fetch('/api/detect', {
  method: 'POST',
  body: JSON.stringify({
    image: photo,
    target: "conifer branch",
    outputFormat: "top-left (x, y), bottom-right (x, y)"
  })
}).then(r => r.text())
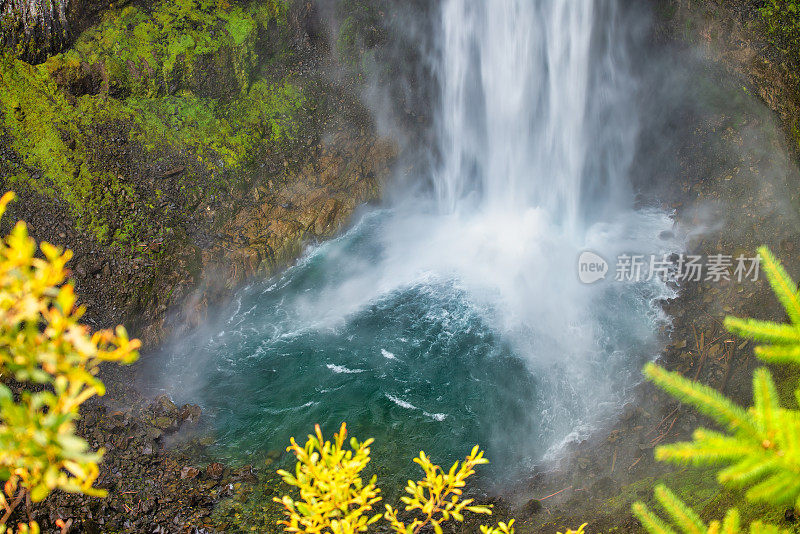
top-left (654, 485), bottom-right (706, 534)
top-left (632, 501), bottom-right (679, 534)
top-left (720, 509), bottom-right (740, 534)
top-left (717, 456), bottom-right (782, 488)
top-left (632, 488), bottom-right (786, 534)
top-left (723, 317), bottom-right (800, 344)
top-left (753, 344), bottom-right (800, 364)
top-left (757, 246), bottom-right (800, 325)
top-left (654, 429), bottom-right (758, 465)
top-left (644, 363), bottom-right (757, 437)
top-left (634, 248), bottom-right (800, 534)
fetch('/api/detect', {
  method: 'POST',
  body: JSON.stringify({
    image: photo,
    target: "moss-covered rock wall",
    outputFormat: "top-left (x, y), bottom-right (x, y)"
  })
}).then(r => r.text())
top-left (0, 0), bottom-right (396, 347)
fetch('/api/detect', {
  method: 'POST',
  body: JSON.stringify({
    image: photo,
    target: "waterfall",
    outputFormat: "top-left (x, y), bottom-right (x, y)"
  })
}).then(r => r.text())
top-left (434, 0), bottom-right (635, 227)
top-left (149, 0), bottom-right (679, 479)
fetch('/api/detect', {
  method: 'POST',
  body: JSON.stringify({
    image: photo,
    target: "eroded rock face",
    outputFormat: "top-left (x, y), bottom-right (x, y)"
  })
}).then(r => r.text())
top-left (211, 134), bottom-right (394, 285)
top-left (144, 131), bottom-right (397, 346)
top-left (0, 0), bottom-right (69, 63)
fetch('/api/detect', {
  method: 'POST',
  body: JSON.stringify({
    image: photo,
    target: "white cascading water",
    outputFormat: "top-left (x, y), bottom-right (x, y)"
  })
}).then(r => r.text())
top-left (396, 0), bottom-right (674, 430)
top-left (434, 0), bottom-right (635, 223)
top-left (437, 1), bottom-right (594, 221)
top-left (150, 0), bottom-right (679, 478)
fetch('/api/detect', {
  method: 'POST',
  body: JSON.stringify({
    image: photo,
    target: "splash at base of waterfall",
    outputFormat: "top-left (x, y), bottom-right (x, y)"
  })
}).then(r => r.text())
top-left (146, 201), bottom-right (678, 483)
top-left (144, 0), bottom-right (679, 485)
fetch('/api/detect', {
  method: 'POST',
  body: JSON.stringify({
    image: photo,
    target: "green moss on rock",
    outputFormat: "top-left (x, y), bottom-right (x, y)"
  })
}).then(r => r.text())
top-left (127, 79), bottom-right (304, 169)
top-left (0, 0), bottom-right (305, 251)
top-left (49, 0), bottom-right (288, 98)
top-left (0, 54), bottom-right (139, 245)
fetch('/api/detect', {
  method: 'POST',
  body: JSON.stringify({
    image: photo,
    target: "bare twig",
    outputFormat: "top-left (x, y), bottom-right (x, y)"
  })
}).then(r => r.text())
top-left (629, 456), bottom-right (643, 471)
top-left (538, 486), bottom-right (572, 502)
top-left (0, 489), bottom-right (26, 525)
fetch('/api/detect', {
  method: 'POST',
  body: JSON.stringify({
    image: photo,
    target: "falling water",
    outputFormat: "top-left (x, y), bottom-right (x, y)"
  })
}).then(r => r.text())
top-left (434, 1), bottom-right (637, 223)
top-left (145, 0), bottom-right (679, 482)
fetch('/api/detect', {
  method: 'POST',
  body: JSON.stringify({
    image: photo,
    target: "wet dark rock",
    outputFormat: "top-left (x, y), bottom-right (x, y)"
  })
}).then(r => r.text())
top-left (232, 465), bottom-right (257, 483)
top-left (265, 449), bottom-right (282, 462)
top-left (522, 498), bottom-right (543, 516)
top-left (154, 395), bottom-right (179, 417)
top-left (152, 416), bottom-right (175, 430)
top-left (179, 404), bottom-right (202, 425)
top-left (145, 426), bottom-right (163, 440)
top-left (206, 463), bottom-right (225, 480)
top-left (181, 466), bottom-right (200, 480)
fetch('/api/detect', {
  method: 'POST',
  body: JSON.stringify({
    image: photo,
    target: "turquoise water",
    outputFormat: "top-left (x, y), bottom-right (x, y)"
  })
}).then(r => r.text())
top-left (149, 208), bottom-right (673, 484)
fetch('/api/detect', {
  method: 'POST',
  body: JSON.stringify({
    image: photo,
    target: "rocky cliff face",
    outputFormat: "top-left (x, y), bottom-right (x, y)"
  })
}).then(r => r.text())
top-left (655, 0), bottom-right (800, 157)
top-left (0, 0), bottom-right (397, 349)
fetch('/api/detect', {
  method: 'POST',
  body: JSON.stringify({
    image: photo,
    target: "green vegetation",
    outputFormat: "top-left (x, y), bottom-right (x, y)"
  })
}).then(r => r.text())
top-left (0, 192), bottom-right (140, 532)
top-left (753, 0), bottom-right (800, 152)
top-left (334, 0), bottom-right (384, 77)
top-left (57, 0), bottom-right (286, 97)
top-left (0, 55), bottom-right (146, 248)
top-left (0, 0), bottom-right (303, 252)
top-left (759, 0), bottom-right (800, 66)
top-left (126, 80), bottom-right (304, 168)
top-left (632, 246), bottom-right (800, 533)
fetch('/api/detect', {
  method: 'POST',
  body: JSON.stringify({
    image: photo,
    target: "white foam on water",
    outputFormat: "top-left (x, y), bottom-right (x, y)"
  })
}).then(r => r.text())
top-left (386, 394), bottom-right (417, 410)
top-left (152, 0), bottom-right (680, 470)
top-left (386, 394), bottom-right (448, 422)
top-left (326, 364), bottom-right (366, 374)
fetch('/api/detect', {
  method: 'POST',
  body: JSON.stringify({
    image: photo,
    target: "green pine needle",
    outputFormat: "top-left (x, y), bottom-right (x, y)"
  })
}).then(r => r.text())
top-left (717, 456), bottom-right (781, 487)
top-left (723, 317), bottom-right (800, 345)
top-left (753, 344), bottom-right (800, 364)
top-left (632, 501), bottom-right (679, 534)
top-left (745, 471), bottom-right (800, 505)
top-left (749, 522), bottom-right (787, 534)
top-left (720, 509), bottom-right (740, 534)
top-left (752, 368), bottom-right (779, 433)
top-left (757, 246), bottom-right (800, 326)
top-left (632, 487), bottom-right (786, 534)
top-left (644, 363), bottom-right (757, 437)
top-left (654, 485), bottom-right (706, 534)
top-left (655, 428), bottom-right (757, 465)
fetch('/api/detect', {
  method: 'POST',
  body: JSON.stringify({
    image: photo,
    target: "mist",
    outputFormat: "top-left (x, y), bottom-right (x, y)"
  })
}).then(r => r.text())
top-left (138, 0), bottom-right (800, 486)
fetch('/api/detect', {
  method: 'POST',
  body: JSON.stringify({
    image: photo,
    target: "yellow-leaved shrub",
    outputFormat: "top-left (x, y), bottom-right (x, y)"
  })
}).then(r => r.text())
top-left (0, 191), bottom-right (140, 532)
top-left (274, 422), bottom-right (589, 534)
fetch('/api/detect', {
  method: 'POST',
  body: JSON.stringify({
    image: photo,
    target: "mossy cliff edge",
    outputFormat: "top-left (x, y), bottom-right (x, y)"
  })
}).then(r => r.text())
top-left (0, 0), bottom-right (396, 348)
